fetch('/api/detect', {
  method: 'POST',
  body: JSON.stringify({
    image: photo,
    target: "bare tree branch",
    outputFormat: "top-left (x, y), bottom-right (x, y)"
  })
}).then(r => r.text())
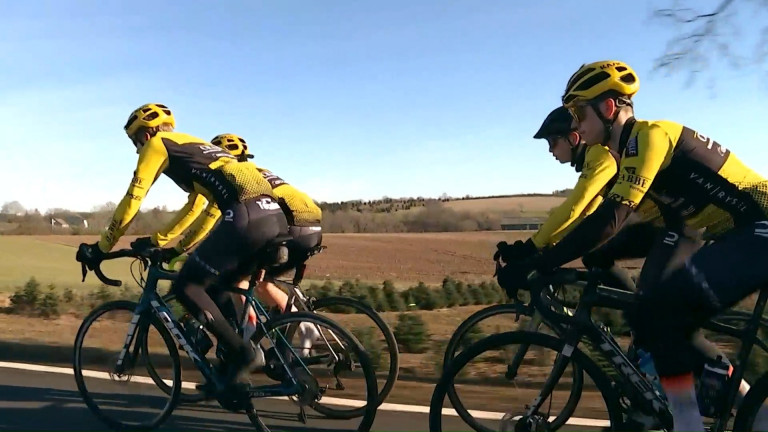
top-left (648, 0), bottom-right (768, 88)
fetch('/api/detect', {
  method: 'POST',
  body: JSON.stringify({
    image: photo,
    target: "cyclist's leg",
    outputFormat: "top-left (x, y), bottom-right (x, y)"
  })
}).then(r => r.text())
top-left (628, 221), bottom-right (768, 429)
top-left (629, 227), bottom-right (728, 366)
top-left (256, 225), bottom-right (323, 312)
top-left (171, 197), bottom-right (287, 384)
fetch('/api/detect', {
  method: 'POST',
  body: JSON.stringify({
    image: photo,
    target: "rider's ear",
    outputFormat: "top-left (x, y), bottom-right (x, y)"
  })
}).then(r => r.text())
top-left (568, 131), bottom-right (581, 147)
top-left (601, 98), bottom-right (617, 118)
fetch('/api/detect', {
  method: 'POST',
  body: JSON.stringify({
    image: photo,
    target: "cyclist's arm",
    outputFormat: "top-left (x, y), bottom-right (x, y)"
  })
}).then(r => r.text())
top-left (173, 201), bottom-right (221, 253)
top-left (531, 146), bottom-right (617, 248)
top-left (537, 125), bottom-right (670, 269)
top-left (98, 138), bottom-right (169, 252)
top-left (151, 192), bottom-right (207, 246)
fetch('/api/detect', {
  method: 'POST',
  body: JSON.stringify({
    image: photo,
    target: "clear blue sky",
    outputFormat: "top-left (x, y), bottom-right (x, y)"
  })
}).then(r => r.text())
top-left (2, 0), bottom-right (766, 213)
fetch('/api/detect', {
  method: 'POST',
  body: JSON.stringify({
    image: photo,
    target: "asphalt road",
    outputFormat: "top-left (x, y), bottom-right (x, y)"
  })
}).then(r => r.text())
top-left (0, 362), bottom-right (609, 431)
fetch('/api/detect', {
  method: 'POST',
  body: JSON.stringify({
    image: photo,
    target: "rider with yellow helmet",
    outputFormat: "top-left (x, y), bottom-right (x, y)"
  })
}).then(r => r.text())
top-left (76, 103), bottom-right (288, 393)
top-left (498, 60), bottom-right (768, 431)
top-left (209, 133), bottom-right (323, 315)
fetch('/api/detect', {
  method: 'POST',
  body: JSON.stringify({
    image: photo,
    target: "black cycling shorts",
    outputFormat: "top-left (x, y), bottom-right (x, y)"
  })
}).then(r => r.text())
top-left (181, 196), bottom-right (289, 287)
top-left (288, 225), bottom-right (323, 251)
top-left (264, 225), bottom-right (323, 278)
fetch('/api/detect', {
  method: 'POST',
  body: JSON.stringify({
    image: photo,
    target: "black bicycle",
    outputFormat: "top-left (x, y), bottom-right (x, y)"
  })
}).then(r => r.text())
top-left (73, 238), bottom-right (378, 432)
top-left (156, 244), bottom-right (399, 418)
top-left (429, 266), bottom-right (768, 432)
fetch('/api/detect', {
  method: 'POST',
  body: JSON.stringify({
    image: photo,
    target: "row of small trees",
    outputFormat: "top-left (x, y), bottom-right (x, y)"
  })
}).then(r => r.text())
top-left (304, 276), bottom-right (507, 313)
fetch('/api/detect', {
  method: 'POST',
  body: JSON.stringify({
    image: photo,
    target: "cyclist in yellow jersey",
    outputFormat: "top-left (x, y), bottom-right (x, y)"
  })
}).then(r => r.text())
top-left (209, 133), bottom-right (323, 314)
top-left (497, 61), bottom-right (768, 431)
top-left (496, 106), bottom-right (641, 290)
top-left (75, 103), bottom-right (289, 392)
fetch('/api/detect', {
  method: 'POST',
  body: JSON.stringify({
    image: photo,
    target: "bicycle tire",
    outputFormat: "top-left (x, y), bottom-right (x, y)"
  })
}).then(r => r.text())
top-left (73, 300), bottom-right (182, 431)
top-left (252, 311), bottom-right (379, 429)
top-left (442, 303), bottom-right (566, 369)
top-left (311, 295), bottom-right (399, 410)
top-left (733, 371), bottom-right (768, 431)
top-left (429, 331), bottom-right (623, 432)
top-left (441, 303), bottom-right (583, 431)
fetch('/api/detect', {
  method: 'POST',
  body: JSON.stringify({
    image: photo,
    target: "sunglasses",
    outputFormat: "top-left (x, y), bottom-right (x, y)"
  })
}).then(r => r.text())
top-left (568, 103), bottom-right (591, 123)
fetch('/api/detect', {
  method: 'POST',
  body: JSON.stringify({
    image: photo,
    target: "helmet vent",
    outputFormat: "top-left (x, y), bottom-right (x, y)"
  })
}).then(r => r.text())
top-left (574, 71), bottom-right (611, 92)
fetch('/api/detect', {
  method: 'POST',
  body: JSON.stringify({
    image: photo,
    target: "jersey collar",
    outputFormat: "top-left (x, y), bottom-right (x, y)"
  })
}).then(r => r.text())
top-left (616, 116), bottom-right (638, 157)
top-left (571, 142), bottom-right (588, 172)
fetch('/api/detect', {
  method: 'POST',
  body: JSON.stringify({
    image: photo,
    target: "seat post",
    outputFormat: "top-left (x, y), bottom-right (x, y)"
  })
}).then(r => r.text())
top-left (292, 263), bottom-right (307, 286)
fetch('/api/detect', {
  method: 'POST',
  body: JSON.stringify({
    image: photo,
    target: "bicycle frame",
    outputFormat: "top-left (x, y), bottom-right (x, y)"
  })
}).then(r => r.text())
top-left (521, 269), bottom-right (768, 432)
top-left (120, 261), bottom-right (305, 399)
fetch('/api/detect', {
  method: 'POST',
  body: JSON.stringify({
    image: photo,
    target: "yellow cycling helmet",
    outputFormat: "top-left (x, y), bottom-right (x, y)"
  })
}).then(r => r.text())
top-left (124, 103), bottom-right (175, 137)
top-left (211, 133), bottom-right (253, 161)
top-left (561, 60), bottom-right (639, 108)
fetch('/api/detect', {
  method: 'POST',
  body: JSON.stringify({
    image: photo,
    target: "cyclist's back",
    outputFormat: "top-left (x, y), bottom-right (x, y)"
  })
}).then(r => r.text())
top-left (210, 133), bottom-right (324, 263)
top-left (610, 118), bottom-right (768, 237)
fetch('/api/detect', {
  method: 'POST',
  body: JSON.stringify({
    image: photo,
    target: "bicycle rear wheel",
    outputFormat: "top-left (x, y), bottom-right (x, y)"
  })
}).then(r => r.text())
top-left (311, 295), bottom-right (399, 410)
top-left (250, 311), bottom-right (378, 431)
top-left (73, 300), bottom-right (181, 431)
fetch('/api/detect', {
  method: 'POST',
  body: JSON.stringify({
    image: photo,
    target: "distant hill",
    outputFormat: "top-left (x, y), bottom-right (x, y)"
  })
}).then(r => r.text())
top-left (317, 190), bottom-right (571, 216)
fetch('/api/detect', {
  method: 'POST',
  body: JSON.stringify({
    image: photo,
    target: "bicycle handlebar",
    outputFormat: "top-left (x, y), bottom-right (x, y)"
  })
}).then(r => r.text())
top-left (78, 245), bottom-right (164, 287)
top-left (528, 267), bottom-right (606, 327)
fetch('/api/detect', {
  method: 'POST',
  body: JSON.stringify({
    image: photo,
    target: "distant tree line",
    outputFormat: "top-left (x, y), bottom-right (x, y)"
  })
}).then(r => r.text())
top-left (1, 189), bottom-right (572, 235)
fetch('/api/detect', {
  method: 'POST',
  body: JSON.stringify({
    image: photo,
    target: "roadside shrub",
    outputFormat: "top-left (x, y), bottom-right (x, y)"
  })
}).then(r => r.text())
top-left (365, 283), bottom-right (390, 312)
top-left (455, 281), bottom-right (472, 306)
top-left (408, 282), bottom-right (445, 311)
top-left (62, 287), bottom-right (76, 304)
top-left (9, 277), bottom-right (42, 314)
top-left (441, 276), bottom-right (461, 307)
top-left (87, 284), bottom-right (114, 308)
top-left (38, 285), bottom-right (60, 319)
top-left (393, 313), bottom-right (430, 354)
top-left (480, 281), bottom-right (502, 304)
top-left (351, 326), bottom-right (384, 370)
top-left (459, 323), bottom-right (487, 350)
top-left (382, 280), bottom-right (406, 312)
top-left (466, 283), bottom-right (487, 305)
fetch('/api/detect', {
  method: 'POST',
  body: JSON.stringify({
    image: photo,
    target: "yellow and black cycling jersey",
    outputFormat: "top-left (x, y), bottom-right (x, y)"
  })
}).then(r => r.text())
top-left (256, 166), bottom-right (322, 227)
top-left (98, 131), bottom-right (274, 252)
top-left (539, 118), bottom-right (768, 268)
top-left (607, 119), bottom-right (768, 237)
top-left (531, 144), bottom-right (618, 248)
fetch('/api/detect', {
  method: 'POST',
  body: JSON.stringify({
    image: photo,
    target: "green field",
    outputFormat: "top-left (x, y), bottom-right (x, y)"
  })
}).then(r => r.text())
top-left (0, 236), bottom-right (171, 293)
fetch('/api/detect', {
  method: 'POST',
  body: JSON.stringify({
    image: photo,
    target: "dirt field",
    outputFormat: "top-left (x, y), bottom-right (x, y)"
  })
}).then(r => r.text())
top-left (1, 233), bottom-right (646, 291)
top-left (444, 196), bottom-right (565, 214)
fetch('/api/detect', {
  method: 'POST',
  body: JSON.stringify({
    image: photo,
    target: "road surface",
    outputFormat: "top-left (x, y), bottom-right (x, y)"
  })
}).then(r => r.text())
top-left (0, 361), bottom-right (609, 431)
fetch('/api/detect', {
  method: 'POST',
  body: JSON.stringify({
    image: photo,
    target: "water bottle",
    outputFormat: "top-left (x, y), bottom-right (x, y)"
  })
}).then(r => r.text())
top-left (696, 356), bottom-right (730, 418)
top-left (180, 314), bottom-right (213, 357)
top-left (636, 349), bottom-right (665, 398)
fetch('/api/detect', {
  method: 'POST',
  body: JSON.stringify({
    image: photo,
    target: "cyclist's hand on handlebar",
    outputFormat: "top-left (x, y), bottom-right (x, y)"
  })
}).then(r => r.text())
top-left (493, 239), bottom-right (538, 263)
top-left (75, 242), bottom-right (104, 271)
top-left (159, 247), bottom-right (182, 263)
top-left (130, 236), bottom-right (156, 253)
top-left (496, 260), bottom-right (536, 299)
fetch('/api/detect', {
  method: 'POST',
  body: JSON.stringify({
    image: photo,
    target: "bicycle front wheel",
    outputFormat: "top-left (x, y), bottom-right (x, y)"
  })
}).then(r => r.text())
top-left (429, 331), bottom-right (622, 432)
top-left (73, 300), bottom-right (182, 431)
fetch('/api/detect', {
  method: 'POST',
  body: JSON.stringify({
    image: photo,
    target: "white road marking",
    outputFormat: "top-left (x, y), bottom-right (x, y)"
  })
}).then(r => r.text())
top-left (0, 360), bottom-right (610, 428)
